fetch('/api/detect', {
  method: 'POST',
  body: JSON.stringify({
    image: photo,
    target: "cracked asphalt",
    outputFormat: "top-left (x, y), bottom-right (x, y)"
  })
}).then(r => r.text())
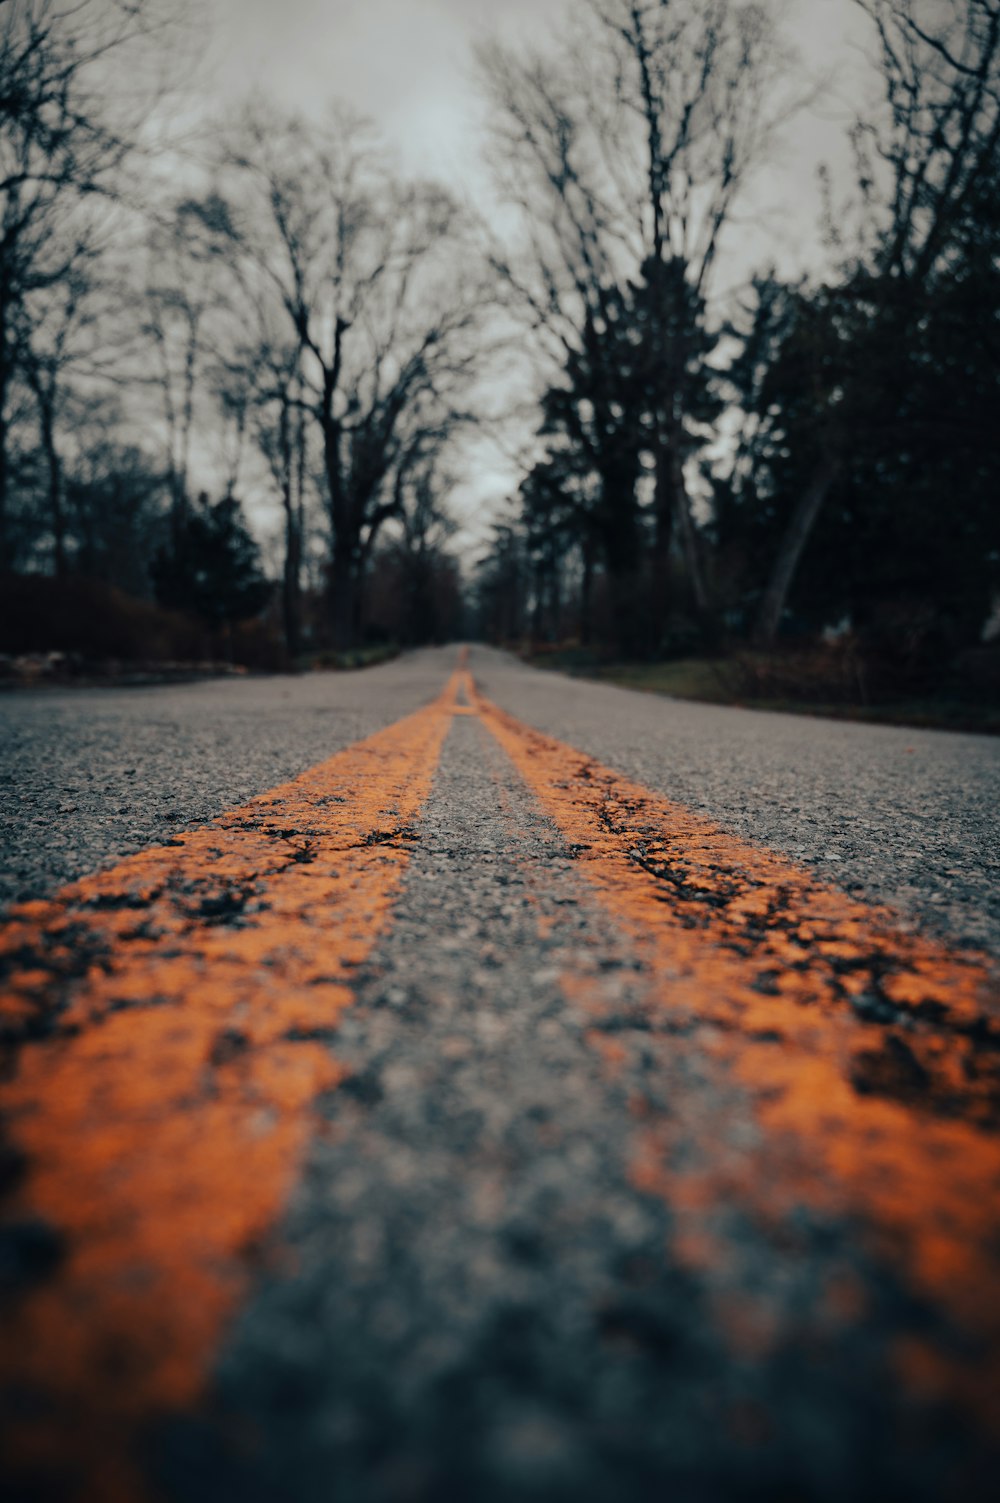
top-left (1, 645), bottom-right (999, 1502)
top-left (472, 649), bottom-right (1000, 956)
top-left (0, 649), bottom-right (451, 914)
top-left (2, 646), bottom-right (997, 950)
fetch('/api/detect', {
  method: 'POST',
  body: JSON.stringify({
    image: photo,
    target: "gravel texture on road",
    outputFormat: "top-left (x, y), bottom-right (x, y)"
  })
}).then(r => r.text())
top-left (4, 645), bottom-right (995, 953)
top-left (3, 640), bottom-right (992, 955)
top-left (153, 712), bottom-right (995, 1503)
top-left (0, 651), bottom-right (450, 914)
top-left (470, 647), bottom-right (1000, 956)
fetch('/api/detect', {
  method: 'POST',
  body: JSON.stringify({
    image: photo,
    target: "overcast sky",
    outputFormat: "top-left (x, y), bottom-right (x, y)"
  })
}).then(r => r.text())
top-left (199, 0), bottom-right (872, 246)
top-left (192, 0), bottom-right (876, 551)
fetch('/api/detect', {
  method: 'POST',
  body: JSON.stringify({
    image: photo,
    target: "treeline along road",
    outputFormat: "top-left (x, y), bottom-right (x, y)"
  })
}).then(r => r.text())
top-left (1, 646), bottom-right (999, 1501)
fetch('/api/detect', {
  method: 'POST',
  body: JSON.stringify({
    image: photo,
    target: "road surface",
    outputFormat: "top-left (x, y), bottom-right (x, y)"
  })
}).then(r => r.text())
top-left (1, 645), bottom-right (998, 1502)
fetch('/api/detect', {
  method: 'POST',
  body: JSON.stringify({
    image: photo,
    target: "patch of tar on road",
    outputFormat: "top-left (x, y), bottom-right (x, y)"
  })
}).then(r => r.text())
top-left (155, 713), bottom-right (997, 1503)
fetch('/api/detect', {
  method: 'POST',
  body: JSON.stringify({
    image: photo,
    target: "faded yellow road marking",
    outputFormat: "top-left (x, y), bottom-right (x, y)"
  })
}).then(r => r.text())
top-left (0, 671), bottom-right (462, 1501)
top-left (4, 657), bottom-right (999, 1497)
top-left (472, 678), bottom-right (1000, 1430)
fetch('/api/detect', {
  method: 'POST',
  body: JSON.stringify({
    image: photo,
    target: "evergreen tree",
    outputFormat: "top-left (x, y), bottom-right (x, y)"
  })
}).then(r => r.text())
top-left (152, 492), bottom-right (270, 629)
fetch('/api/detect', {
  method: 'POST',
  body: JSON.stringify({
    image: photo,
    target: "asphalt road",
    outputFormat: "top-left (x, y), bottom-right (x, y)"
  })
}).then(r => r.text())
top-left (1, 646), bottom-right (999, 1502)
top-left (473, 649), bottom-right (1000, 955)
top-left (2, 645), bottom-right (997, 949)
top-left (0, 649), bottom-right (453, 915)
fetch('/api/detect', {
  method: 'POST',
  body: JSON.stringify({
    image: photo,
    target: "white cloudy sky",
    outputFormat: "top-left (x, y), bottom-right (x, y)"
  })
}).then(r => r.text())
top-left (188, 0), bottom-right (877, 551)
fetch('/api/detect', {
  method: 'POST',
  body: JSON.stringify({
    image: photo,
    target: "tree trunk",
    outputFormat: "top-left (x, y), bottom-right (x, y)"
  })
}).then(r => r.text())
top-left (754, 452), bottom-right (841, 647)
top-left (282, 508), bottom-right (302, 659)
top-left (648, 439), bottom-right (675, 655)
top-left (550, 556), bottom-right (562, 640)
top-left (669, 441), bottom-right (710, 625)
top-left (0, 297), bottom-right (9, 573)
top-left (318, 318), bottom-right (353, 650)
top-left (169, 474), bottom-right (188, 550)
top-left (608, 564), bottom-right (644, 657)
top-left (531, 562), bottom-right (544, 641)
top-left (321, 381), bottom-right (354, 649)
top-left (354, 518), bottom-right (389, 650)
top-left (39, 400), bottom-right (66, 577)
top-left (352, 558), bottom-right (366, 646)
top-left (603, 511), bottom-right (644, 657)
top-left (279, 399), bottom-right (302, 659)
top-left (580, 536), bottom-right (594, 646)
top-left (329, 543), bottom-right (355, 652)
top-left (0, 399), bottom-right (9, 573)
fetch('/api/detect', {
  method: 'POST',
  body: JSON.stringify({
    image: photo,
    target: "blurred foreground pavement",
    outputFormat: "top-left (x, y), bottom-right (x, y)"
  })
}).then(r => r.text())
top-left (1, 645), bottom-right (998, 1502)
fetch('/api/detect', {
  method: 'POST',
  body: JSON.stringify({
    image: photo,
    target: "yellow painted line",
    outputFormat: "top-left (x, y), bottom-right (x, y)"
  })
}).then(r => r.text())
top-left (0, 670), bottom-right (463, 1501)
top-left (471, 678), bottom-right (1000, 1431)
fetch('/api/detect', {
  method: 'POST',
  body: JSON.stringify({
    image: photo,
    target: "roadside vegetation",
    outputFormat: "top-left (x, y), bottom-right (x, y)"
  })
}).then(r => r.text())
top-left (522, 642), bottom-right (1000, 735)
top-left (474, 0), bottom-right (1000, 729)
top-left (1, 1), bottom-right (997, 711)
top-left (0, 0), bottom-right (478, 674)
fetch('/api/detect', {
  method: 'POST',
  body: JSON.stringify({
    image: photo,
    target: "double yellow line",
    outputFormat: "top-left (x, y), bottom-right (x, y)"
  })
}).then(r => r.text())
top-left (1, 657), bottom-right (997, 1498)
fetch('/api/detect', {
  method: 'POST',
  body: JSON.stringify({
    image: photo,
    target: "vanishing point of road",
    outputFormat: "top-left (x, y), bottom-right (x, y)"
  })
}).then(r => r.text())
top-left (1, 645), bottom-right (999, 1503)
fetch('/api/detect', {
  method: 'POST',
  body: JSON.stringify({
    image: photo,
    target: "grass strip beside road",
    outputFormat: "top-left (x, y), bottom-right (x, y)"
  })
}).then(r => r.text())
top-left (472, 677), bottom-right (1000, 1434)
top-left (0, 671), bottom-right (461, 1502)
top-left (523, 650), bottom-right (1000, 735)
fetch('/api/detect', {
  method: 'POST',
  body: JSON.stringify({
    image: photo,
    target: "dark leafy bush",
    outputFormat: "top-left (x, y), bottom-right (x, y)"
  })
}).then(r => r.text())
top-left (0, 572), bottom-right (291, 671)
top-left (0, 573), bottom-right (206, 661)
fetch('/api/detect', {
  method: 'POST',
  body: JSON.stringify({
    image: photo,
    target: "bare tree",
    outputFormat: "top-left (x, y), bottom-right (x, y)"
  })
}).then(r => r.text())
top-left (239, 325), bottom-right (310, 658)
top-left (600, 0), bottom-right (799, 629)
top-left (217, 106), bottom-right (490, 649)
top-left (0, 0), bottom-right (183, 568)
top-left (480, 0), bottom-right (801, 644)
top-left (141, 195), bottom-right (238, 543)
top-left (18, 259), bottom-right (91, 573)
